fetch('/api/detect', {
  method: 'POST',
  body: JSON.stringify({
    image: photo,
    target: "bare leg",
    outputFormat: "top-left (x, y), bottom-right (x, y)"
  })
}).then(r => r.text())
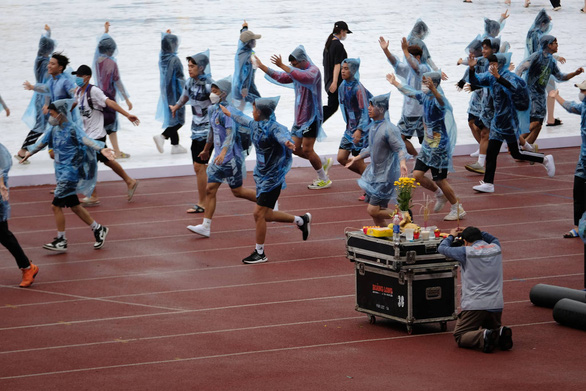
top-left (479, 128), bottom-right (489, 156)
top-left (525, 121), bottom-right (542, 145)
top-left (301, 137), bottom-right (323, 170)
top-left (193, 162), bottom-right (208, 207)
top-left (230, 186), bottom-right (257, 202)
top-left (435, 179), bottom-right (458, 204)
top-left (108, 132), bottom-right (122, 157)
top-left (52, 205), bottom-right (66, 232)
top-left (104, 159), bottom-right (136, 189)
top-left (413, 170), bottom-right (438, 193)
top-left (469, 120), bottom-right (481, 144)
top-left (402, 135), bottom-right (418, 157)
top-left (70, 205), bottom-right (95, 226)
top-left (546, 96), bottom-right (556, 125)
top-left (367, 205), bottom-right (392, 226)
top-left (202, 182), bottom-right (221, 219)
top-left (337, 149), bottom-right (365, 175)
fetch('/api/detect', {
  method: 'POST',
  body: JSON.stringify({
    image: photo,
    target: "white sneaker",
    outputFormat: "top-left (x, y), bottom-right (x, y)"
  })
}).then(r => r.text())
top-left (444, 205), bottom-right (466, 221)
top-left (308, 178), bottom-right (332, 190)
top-left (187, 224), bottom-right (210, 237)
top-left (171, 144), bottom-right (187, 154)
top-left (473, 181), bottom-right (494, 193)
top-left (322, 157), bottom-right (333, 176)
top-left (433, 193), bottom-right (448, 213)
top-left (470, 148), bottom-right (480, 157)
top-left (544, 155), bottom-right (555, 177)
top-left (464, 161), bottom-right (485, 174)
top-left (153, 135), bottom-right (165, 153)
top-left (553, 6), bottom-right (561, 11)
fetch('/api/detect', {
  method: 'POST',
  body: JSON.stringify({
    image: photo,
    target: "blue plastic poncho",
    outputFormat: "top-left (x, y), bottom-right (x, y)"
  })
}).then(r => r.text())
top-left (516, 36), bottom-right (568, 120)
top-left (392, 50), bottom-right (431, 118)
top-left (181, 50), bottom-right (212, 141)
top-left (27, 99), bottom-right (105, 198)
top-left (232, 26), bottom-right (261, 106)
top-left (561, 97), bottom-right (586, 180)
top-left (22, 29), bottom-right (56, 131)
top-left (407, 19), bottom-right (438, 72)
top-left (484, 18), bottom-right (505, 39)
top-left (338, 58), bottom-right (372, 153)
top-left (93, 33), bottom-right (129, 132)
top-left (0, 143), bottom-right (12, 221)
top-left (471, 54), bottom-right (530, 138)
top-left (397, 72), bottom-right (457, 171)
top-left (579, 212), bottom-right (586, 244)
top-left (230, 97), bottom-right (293, 197)
top-left (155, 32), bottom-right (185, 129)
top-left (526, 9), bottom-right (552, 57)
top-left (265, 45), bottom-right (325, 140)
top-left (357, 93), bottom-right (406, 202)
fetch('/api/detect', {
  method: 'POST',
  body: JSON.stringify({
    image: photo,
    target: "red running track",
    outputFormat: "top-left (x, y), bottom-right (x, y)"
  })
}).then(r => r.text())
top-left (1, 147), bottom-right (585, 390)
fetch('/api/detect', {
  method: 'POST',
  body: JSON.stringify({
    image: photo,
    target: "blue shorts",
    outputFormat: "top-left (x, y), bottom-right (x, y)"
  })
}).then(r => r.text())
top-left (206, 158), bottom-right (244, 189)
top-left (339, 136), bottom-right (362, 156)
top-left (364, 191), bottom-right (390, 208)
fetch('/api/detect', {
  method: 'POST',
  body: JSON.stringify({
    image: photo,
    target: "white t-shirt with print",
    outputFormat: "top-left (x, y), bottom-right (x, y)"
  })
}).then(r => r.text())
top-left (75, 84), bottom-right (109, 139)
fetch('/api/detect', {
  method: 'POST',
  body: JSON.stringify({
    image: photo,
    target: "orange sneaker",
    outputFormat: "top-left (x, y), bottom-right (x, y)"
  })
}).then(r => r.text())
top-left (19, 263), bottom-right (39, 288)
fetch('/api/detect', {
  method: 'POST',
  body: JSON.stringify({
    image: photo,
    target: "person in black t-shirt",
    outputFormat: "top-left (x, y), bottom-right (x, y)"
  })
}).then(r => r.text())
top-left (323, 21), bottom-right (351, 123)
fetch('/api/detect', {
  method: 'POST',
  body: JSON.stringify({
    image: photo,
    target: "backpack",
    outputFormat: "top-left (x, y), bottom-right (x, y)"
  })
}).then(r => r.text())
top-left (509, 75), bottom-right (530, 112)
top-left (76, 84), bottom-right (96, 111)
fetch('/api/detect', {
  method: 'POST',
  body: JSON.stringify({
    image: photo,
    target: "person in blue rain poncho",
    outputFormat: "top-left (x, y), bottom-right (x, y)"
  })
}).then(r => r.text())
top-left (406, 19), bottom-right (447, 81)
top-left (220, 97), bottom-right (312, 265)
top-left (257, 45), bottom-right (333, 190)
top-left (186, 77), bottom-right (257, 238)
top-left (379, 36), bottom-right (431, 158)
top-left (21, 99), bottom-right (113, 253)
top-left (515, 35), bottom-right (584, 146)
top-left (170, 51), bottom-right (213, 214)
top-left (1, 142), bottom-right (38, 288)
top-left (388, 71), bottom-right (465, 221)
top-left (336, 58), bottom-right (371, 176)
top-left (549, 81), bottom-right (586, 239)
top-left (345, 93), bottom-right (408, 226)
top-left (93, 22), bottom-right (133, 159)
top-left (468, 53), bottom-right (556, 194)
top-left (232, 20), bottom-right (262, 110)
top-left (17, 25), bottom-right (55, 163)
top-left (526, 9), bottom-right (552, 57)
top-left (154, 30), bottom-right (186, 154)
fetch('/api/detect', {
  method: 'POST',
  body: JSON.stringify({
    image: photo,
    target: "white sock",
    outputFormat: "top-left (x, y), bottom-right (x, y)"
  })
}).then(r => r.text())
top-left (523, 142), bottom-right (534, 152)
top-left (316, 168), bottom-right (327, 181)
top-left (255, 243), bottom-right (265, 254)
top-left (478, 154), bottom-right (486, 166)
top-left (450, 203), bottom-right (458, 211)
top-left (90, 221), bottom-right (100, 231)
top-left (435, 188), bottom-right (444, 198)
top-left (58, 231), bottom-right (66, 239)
top-left (294, 216), bottom-right (304, 226)
top-left (202, 218), bottom-right (212, 229)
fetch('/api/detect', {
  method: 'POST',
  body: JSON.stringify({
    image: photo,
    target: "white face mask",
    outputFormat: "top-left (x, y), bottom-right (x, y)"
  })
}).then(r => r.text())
top-left (421, 85), bottom-right (430, 94)
top-left (579, 92), bottom-right (586, 102)
top-left (209, 92), bottom-right (221, 104)
top-left (48, 115), bottom-right (60, 126)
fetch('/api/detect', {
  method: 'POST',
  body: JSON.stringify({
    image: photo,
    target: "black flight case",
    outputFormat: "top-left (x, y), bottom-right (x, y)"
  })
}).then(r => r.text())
top-left (345, 230), bottom-right (459, 333)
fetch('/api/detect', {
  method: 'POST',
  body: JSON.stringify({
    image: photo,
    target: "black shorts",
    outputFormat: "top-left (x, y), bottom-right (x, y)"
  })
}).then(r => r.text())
top-left (95, 136), bottom-right (109, 164)
top-left (191, 139), bottom-right (213, 164)
top-left (530, 116), bottom-right (544, 125)
top-left (52, 194), bottom-right (80, 208)
top-left (292, 120), bottom-right (318, 139)
top-left (413, 159), bottom-right (448, 181)
top-left (468, 113), bottom-right (479, 123)
top-left (256, 185), bottom-right (281, 209)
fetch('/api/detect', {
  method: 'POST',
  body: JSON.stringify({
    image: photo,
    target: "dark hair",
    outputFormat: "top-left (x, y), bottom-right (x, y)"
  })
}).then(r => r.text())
top-left (47, 103), bottom-right (57, 111)
top-left (481, 39), bottom-right (492, 48)
top-left (487, 54), bottom-right (498, 63)
top-left (461, 226), bottom-right (483, 243)
top-left (186, 57), bottom-right (197, 65)
top-left (324, 26), bottom-right (344, 51)
top-left (407, 45), bottom-right (423, 58)
top-left (51, 52), bottom-right (69, 72)
top-left (288, 54), bottom-right (296, 63)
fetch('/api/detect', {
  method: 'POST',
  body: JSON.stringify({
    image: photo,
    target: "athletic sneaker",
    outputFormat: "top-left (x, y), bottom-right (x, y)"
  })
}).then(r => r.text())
top-left (19, 263), bottom-right (39, 288)
top-left (153, 134), bottom-right (165, 153)
top-left (187, 224), bottom-right (210, 237)
top-left (322, 157), bottom-right (333, 176)
top-left (433, 193), bottom-right (448, 213)
top-left (483, 329), bottom-right (498, 353)
top-left (93, 225), bottom-right (109, 249)
top-left (308, 179), bottom-right (332, 190)
top-left (498, 326), bottom-right (513, 351)
top-left (13, 154), bottom-right (30, 165)
top-left (43, 237), bottom-right (68, 252)
top-left (464, 161), bottom-right (485, 174)
top-left (298, 213), bottom-right (312, 241)
top-left (473, 181), bottom-right (494, 193)
top-left (553, 6), bottom-right (561, 11)
top-left (444, 205), bottom-right (466, 221)
top-left (242, 250), bottom-right (268, 264)
top-left (470, 148), bottom-right (480, 157)
top-left (171, 144), bottom-right (187, 154)
top-left (544, 154), bottom-right (555, 177)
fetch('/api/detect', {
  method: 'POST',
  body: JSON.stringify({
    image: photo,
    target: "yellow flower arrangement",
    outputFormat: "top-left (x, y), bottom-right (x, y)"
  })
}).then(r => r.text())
top-left (394, 177), bottom-right (419, 211)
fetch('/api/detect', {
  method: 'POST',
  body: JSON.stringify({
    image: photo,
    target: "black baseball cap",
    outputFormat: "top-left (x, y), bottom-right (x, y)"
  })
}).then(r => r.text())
top-left (334, 21), bottom-right (352, 34)
top-left (72, 65), bottom-right (92, 76)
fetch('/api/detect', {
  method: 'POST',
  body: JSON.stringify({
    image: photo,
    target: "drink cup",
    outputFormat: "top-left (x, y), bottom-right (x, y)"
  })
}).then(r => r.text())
top-left (405, 228), bottom-right (414, 241)
top-left (421, 230), bottom-right (430, 240)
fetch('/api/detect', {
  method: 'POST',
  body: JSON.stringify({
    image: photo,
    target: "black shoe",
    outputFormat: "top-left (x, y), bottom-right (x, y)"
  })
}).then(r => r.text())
top-left (483, 329), bottom-right (498, 353)
top-left (43, 237), bottom-right (68, 252)
top-left (498, 326), bottom-right (513, 351)
top-left (93, 225), bottom-right (109, 249)
top-left (242, 250), bottom-right (268, 264)
top-left (298, 213), bottom-right (312, 241)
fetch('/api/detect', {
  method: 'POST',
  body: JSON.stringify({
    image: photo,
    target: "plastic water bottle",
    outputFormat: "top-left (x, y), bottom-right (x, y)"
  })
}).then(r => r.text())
top-left (392, 213), bottom-right (401, 243)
